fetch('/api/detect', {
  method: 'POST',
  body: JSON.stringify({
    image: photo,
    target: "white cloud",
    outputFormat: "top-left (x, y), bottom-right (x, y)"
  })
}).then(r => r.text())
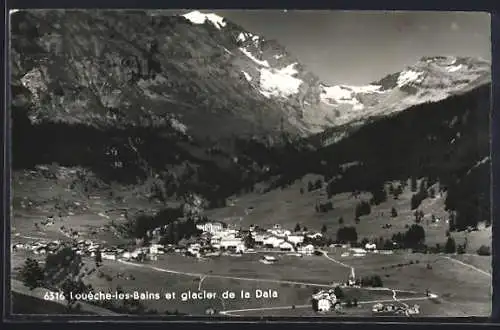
top-left (450, 22), bottom-right (460, 31)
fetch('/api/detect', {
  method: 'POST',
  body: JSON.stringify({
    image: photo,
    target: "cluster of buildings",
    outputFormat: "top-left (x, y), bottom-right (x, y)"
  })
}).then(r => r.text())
top-left (12, 239), bottom-right (63, 255)
top-left (339, 244), bottom-right (394, 258)
top-left (372, 303), bottom-right (420, 316)
top-left (311, 289), bottom-right (339, 312)
top-left (194, 221), bottom-right (317, 256)
top-left (11, 237), bottom-right (170, 262)
top-left (14, 218), bottom-right (328, 264)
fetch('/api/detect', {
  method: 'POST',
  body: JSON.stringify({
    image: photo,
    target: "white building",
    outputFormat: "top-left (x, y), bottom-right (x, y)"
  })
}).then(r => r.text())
top-left (349, 247), bottom-right (367, 254)
top-left (312, 289), bottom-right (338, 312)
top-left (196, 222), bottom-right (224, 234)
top-left (306, 233), bottom-right (323, 239)
top-left (260, 255), bottom-right (278, 264)
top-left (287, 235), bottom-right (304, 245)
top-left (149, 244), bottom-right (164, 255)
top-left (220, 237), bottom-right (245, 253)
top-left (298, 244), bottom-right (314, 255)
top-left (267, 228), bottom-right (291, 238)
top-left (102, 252), bottom-right (116, 260)
top-left (365, 243), bottom-right (377, 251)
top-left (263, 236), bottom-right (285, 248)
top-left (187, 243), bottom-right (201, 256)
top-left (316, 298), bottom-right (332, 312)
top-left (254, 234), bottom-right (269, 245)
top-left (279, 241), bottom-right (294, 251)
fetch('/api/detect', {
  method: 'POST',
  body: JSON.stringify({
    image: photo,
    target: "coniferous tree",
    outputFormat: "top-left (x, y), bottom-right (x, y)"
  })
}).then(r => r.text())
top-left (20, 258), bottom-right (44, 290)
top-left (404, 224), bottom-right (426, 248)
top-left (333, 286), bottom-right (345, 299)
top-left (444, 237), bottom-right (457, 254)
top-left (411, 177), bottom-right (418, 192)
top-left (321, 224), bottom-right (328, 234)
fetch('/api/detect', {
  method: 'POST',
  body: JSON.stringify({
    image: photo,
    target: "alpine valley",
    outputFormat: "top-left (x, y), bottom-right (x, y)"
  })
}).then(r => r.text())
top-left (10, 10), bottom-right (491, 317)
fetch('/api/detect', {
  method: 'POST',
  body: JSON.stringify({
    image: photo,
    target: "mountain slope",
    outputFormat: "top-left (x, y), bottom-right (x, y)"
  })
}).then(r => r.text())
top-left (273, 83), bottom-right (491, 231)
top-left (314, 56), bottom-right (490, 145)
top-left (11, 10), bottom-right (315, 139)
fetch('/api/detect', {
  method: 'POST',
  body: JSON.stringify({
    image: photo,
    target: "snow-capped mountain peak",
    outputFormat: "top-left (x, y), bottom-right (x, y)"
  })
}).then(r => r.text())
top-left (314, 55), bottom-right (491, 144)
top-left (259, 63), bottom-right (303, 98)
top-left (182, 10), bottom-right (227, 29)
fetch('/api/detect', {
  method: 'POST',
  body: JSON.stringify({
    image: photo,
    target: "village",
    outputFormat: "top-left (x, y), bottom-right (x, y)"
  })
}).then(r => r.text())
top-left (13, 215), bottom-right (428, 316)
top-left (12, 217), bottom-right (394, 265)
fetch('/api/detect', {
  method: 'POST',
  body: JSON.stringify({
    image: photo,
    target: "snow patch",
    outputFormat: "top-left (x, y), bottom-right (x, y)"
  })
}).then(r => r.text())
top-left (397, 70), bottom-right (424, 87)
top-left (182, 11), bottom-right (226, 29)
top-left (446, 64), bottom-right (464, 73)
top-left (242, 71), bottom-right (252, 82)
top-left (259, 63), bottom-right (303, 98)
top-left (321, 85), bottom-right (354, 101)
top-left (239, 48), bottom-right (270, 67)
top-left (466, 156), bottom-right (489, 175)
top-left (346, 85), bottom-right (384, 94)
top-left (320, 85), bottom-right (368, 110)
top-left (274, 54), bottom-right (284, 60)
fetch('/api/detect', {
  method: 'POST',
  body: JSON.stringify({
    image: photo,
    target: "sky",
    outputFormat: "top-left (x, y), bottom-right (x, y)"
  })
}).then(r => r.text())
top-left (209, 10), bottom-right (491, 85)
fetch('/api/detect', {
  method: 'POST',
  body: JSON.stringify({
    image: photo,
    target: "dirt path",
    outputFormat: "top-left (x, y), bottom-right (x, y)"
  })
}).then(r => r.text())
top-left (320, 250), bottom-right (351, 268)
top-left (392, 289), bottom-right (409, 308)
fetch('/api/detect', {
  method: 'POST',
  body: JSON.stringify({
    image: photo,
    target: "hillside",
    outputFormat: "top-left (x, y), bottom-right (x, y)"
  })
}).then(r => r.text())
top-left (273, 83), bottom-right (491, 232)
top-left (315, 56), bottom-right (490, 146)
top-left (10, 9), bottom-right (324, 138)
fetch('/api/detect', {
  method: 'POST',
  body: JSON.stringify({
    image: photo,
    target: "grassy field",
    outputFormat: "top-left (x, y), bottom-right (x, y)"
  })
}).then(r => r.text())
top-left (10, 244), bottom-right (491, 317)
top-left (206, 176), bottom-right (472, 247)
top-left (141, 253), bottom-right (352, 284)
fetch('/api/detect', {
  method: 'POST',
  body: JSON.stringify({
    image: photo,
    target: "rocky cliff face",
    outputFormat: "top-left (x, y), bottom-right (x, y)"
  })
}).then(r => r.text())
top-left (11, 10), bottom-right (315, 140)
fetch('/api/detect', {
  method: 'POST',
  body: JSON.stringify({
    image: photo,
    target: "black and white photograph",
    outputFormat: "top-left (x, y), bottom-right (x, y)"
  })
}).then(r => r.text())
top-left (9, 9), bottom-right (491, 317)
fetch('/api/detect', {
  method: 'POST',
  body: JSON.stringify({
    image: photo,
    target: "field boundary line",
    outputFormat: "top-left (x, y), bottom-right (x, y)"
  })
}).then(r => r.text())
top-left (442, 256), bottom-right (491, 277)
